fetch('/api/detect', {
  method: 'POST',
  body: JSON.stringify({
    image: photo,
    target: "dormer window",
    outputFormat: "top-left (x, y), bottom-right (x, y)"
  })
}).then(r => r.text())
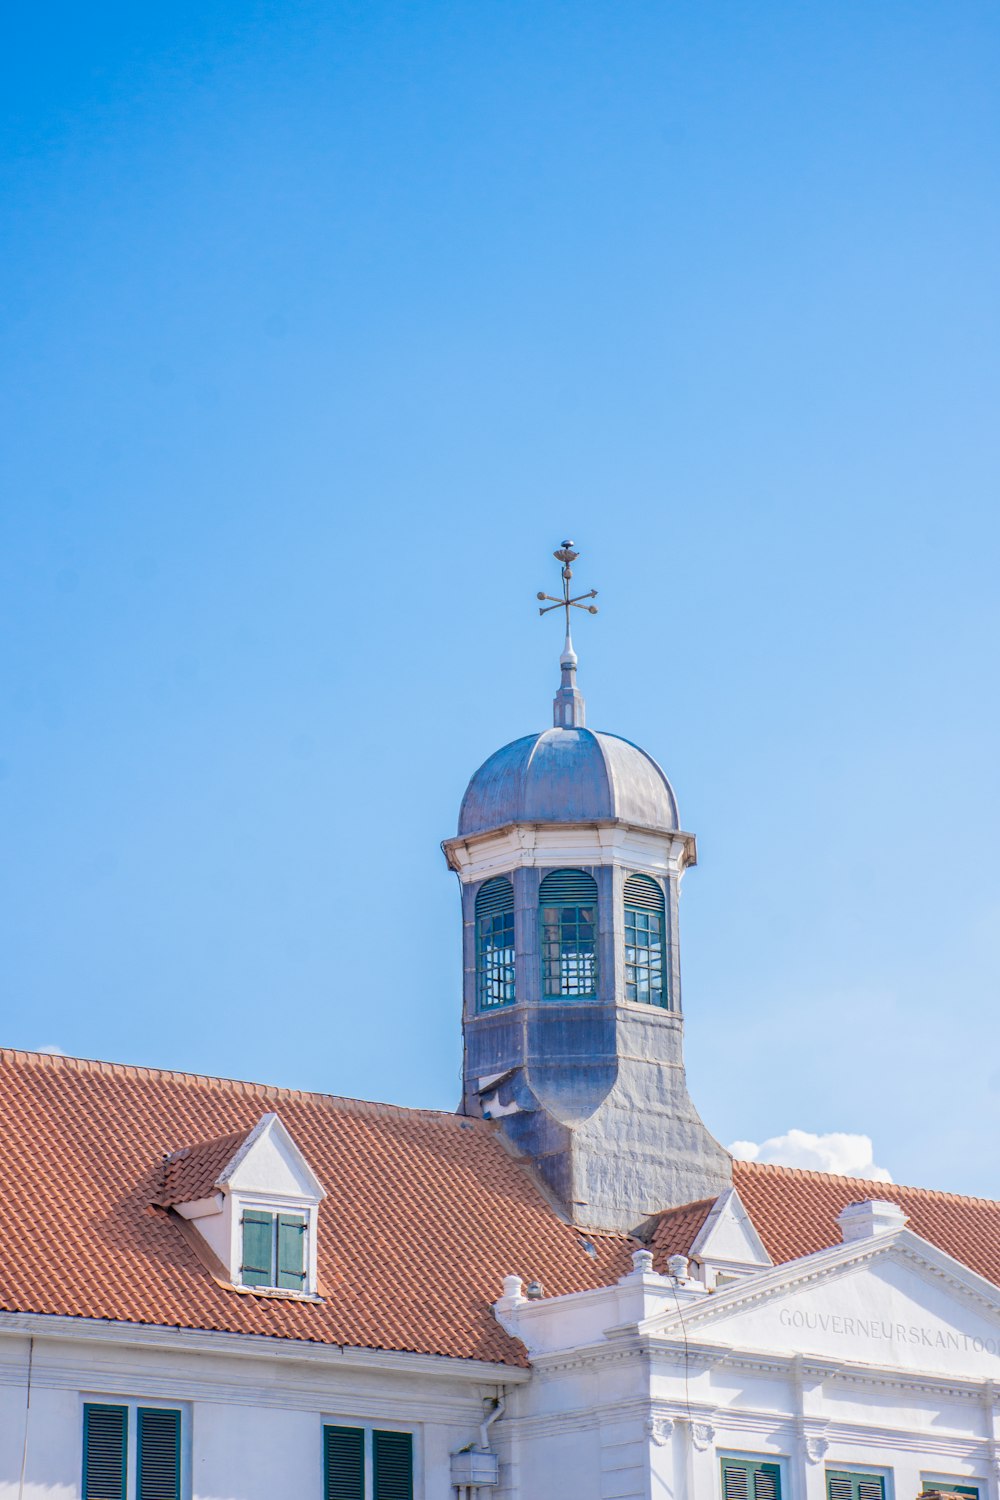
top-left (241, 1208), bottom-right (307, 1291)
top-left (158, 1112), bottom-right (324, 1299)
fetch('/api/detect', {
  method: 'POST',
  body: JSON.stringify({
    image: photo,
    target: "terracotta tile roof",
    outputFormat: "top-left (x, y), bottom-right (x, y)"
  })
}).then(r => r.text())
top-left (646, 1198), bottom-right (716, 1264)
top-left (158, 1130), bottom-right (250, 1206)
top-left (734, 1159), bottom-right (1000, 1285)
top-left (0, 1048), bottom-right (635, 1366)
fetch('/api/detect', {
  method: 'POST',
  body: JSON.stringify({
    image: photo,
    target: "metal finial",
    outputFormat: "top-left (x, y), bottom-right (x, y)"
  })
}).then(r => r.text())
top-left (536, 540), bottom-right (598, 729)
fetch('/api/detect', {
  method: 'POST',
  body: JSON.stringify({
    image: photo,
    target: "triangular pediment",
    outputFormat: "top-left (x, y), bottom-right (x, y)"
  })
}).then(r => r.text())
top-left (644, 1228), bottom-right (1000, 1377)
top-left (221, 1113), bottom-right (325, 1202)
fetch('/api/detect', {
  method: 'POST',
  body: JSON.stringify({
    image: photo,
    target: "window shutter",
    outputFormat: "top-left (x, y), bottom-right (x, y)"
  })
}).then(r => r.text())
top-left (373, 1430), bottom-right (413, 1500)
top-left (827, 1476), bottom-right (884, 1500)
top-left (538, 868), bottom-right (598, 903)
top-left (277, 1213), bottom-right (307, 1290)
top-left (324, 1426), bottom-right (365, 1500)
top-left (475, 877), bottom-right (514, 917)
top-left (137, 1408), bottom-right (181, 1500)
top-left (241, 1209), bottom-right (273, 1286)
top-left (83, 1404), bottom-right (127, 1500)
top-left (721, 1459), bottom-right (782, 1500)
top-left (623, 873), bottom-right (664, 913)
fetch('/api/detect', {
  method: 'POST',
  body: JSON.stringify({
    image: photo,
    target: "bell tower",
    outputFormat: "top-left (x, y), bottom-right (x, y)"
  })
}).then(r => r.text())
top-left (441, 544), bottom-right (731, 1235)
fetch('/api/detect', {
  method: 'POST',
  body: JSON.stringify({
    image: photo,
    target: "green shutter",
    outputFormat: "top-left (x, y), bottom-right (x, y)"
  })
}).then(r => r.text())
top-left (242, 1209), bottom-right (273, 1286)
top-left (828, 1475), bottom-right (885, 1500)
top-left (373, 1430), bottom-right (413, 1500)
top-left (137, 1408), bottom-right (181, 1500)
top-left (324, 1425), bottom-right (365, 1500)
top-left (83, 1404), bottom-right (127, 1500)
top-left (277, 1213), bottom-right (307, 1289)
top-left (721, 1458), bottom-right (782, 1500)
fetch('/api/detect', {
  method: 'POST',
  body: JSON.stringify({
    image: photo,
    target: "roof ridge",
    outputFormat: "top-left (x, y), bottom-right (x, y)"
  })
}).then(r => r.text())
top-left (733, 1158), bottom-right (999, 1208)
top-left (0, 1047), bottom-right (471, 1126)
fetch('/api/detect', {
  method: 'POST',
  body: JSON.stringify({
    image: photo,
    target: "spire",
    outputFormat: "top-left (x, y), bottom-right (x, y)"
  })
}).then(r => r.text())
top-left (537, 540), bottom-right (598, 729)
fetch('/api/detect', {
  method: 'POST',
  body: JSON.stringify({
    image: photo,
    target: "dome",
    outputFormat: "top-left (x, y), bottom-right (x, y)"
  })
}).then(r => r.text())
top-left (458, 727), bottom-right (679, 836)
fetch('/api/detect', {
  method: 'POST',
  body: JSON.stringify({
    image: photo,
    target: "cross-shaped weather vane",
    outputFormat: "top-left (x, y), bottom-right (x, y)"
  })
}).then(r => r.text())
top-left (537, 541), bottom-right (597, 729)
top-left (536, 540), bottom-right (598, 630)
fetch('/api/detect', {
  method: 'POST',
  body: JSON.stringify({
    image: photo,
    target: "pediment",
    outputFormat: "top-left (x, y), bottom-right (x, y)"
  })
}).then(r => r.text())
top-left (222, 1113), bottom-right (325, 1202)
top-left (645, 1228), bottom-right (1000, 1377)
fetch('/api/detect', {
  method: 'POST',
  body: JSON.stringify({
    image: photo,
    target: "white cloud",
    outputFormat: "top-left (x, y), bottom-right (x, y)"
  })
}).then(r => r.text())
top-left (729, 1128), bottom-right (893, 1183)
top-left (37, 1044), bottom-right (67, 1056)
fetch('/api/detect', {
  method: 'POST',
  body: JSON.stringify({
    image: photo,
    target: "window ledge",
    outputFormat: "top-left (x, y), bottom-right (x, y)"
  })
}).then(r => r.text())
top-left (234, 1284), bottom-right (324, 1304)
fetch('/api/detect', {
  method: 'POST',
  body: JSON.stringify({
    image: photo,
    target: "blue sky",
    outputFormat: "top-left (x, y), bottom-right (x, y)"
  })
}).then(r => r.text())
top-left (2, 1), bottom-right (998, 1195)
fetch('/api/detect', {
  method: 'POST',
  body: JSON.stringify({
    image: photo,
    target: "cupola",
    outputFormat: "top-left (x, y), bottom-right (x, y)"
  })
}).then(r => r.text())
top-left (442, 543), bottom-right (731, 1234)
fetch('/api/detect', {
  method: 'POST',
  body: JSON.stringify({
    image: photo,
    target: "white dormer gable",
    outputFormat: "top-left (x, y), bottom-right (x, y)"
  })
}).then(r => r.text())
top-left (688, 1186), bottom-right (772, 1288)
top-left (221, 1113), bottom-right (325, 1202)
top-left (167, 1113), bottom-right (324, 1298)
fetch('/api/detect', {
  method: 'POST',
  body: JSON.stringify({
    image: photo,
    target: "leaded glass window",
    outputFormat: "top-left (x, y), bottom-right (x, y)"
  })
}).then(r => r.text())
top-left (475, 877), bottom-right (516, 1009)
top-left (624, 873), bottom-right (668, 1008)
top-left (539, 869), bottom-right (598, 999)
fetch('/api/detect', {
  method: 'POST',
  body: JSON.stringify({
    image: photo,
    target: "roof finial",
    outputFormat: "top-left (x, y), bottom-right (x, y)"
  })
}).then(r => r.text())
top-left (537, 540), bottom-right (598, 729)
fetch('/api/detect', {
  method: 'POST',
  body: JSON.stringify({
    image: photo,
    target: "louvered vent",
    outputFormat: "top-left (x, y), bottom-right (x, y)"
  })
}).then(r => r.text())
top-left (373, 1429), bottom-right (414, 1500)
top-left (538, 869), bottom-right (597, 904)
top-left (828, 1484), bottom-right (853, 1500)
top-left (723, 1467), bottom-right (750, 1500)
top-left (475, 877), bottom-right (514, 917)
top-left (623, 873), bottom-right (664, 913)
top-left (83, 1404), bottom-right (127, 1500)
top-left (324, 1426), bottom-right (365, 1500)
top-left (755, 1468), bottom-right (780, 1500)
top-left (137, 1408), bottom-right (180, 1500)
top-left (721, 1460), bottom-right (782, 1500)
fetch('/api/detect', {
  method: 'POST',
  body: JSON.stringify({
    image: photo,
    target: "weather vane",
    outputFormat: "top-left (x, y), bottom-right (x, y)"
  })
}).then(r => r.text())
top-left (536, 540), bottom-right (598, 633)
top-left (537, 541), bottom-right (598, 729)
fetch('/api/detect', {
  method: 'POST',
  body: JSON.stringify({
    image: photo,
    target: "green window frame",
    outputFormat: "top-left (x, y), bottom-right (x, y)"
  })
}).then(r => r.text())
top-left (827, 1473), bottom-right (886, 1500)
top-left (83, 1403), bottom-right (181, 1500)
top-left (721, 1456), bottom-right (782, 1499)
top-left (323, 1425), bottom-right (414, 1500)
top-left (475, 877), bottom-right (516, 1009)
top-left (241, 1208), bottom-right (307, 1290)
top-left (623, 873), bottom-right (668, 1007)
top-left (539, 869), bottom-right (598, 999)
top-left (920, 1488), bottom-right (979, 1499)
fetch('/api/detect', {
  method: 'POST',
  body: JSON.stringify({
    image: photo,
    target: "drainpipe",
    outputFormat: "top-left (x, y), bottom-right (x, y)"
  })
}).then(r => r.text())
top-left (479, 1391), bottom-right (506, 1454)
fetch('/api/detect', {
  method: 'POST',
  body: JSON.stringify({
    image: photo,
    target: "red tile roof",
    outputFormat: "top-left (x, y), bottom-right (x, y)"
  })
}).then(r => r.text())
top-left (0, 1048), bottom-right (634, 1366)
top-left (4, 1048), bottom-right (999, 1367)
top-left (646, 1198), bottom-right (715, 1261)
top-left (159, 1130), bottom-right (250, 1205)
top-left (733, 1159), bottom-right (1000, 1284)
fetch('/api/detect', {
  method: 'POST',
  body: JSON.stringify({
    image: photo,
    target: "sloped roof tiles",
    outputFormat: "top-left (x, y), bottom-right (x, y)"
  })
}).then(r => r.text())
top-left (2, 1048), bottom-right (1000, 1368)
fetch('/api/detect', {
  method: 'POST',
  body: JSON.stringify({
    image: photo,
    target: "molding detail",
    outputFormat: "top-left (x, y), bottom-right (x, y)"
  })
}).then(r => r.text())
top-left (645, 1417), bottom-right (674, 1447)
top-left (805, 1436), bottom-right (829, 1464)
top-left (691, 1421), bottom-right (716, 1452)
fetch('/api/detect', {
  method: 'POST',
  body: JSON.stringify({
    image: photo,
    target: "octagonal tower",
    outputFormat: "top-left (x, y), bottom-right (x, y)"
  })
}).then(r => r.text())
top-left (441, 545), bottom-right (731, 1234)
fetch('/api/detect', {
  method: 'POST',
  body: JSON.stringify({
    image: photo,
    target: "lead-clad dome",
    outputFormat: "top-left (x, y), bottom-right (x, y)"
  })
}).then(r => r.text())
top-left (458, 727), bottom-right (679, 836)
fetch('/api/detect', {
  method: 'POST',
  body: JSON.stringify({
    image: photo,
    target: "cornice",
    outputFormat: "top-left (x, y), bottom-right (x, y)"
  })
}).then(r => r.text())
top-left (0, 1312), bottom-right (528, 1386)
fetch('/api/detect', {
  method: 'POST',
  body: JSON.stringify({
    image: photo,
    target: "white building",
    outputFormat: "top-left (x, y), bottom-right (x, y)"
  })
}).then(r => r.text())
top-left (1, 547), bottom-right (996, 1500)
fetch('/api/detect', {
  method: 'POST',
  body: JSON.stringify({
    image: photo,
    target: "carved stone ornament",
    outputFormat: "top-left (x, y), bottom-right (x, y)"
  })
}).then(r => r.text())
top-left (691, 1422), bottom-right (716, 1452)
top-left (645, 1417), bottom-right (674, 1447)
top-left (805, 1436), bottom-right (829, 1465)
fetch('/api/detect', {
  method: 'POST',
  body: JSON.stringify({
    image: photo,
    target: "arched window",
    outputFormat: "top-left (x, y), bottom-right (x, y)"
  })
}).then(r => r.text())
top-left (475, 877), bottom-right (516, 1010)
top-left (539, 869), bottom-right (598, 999)
top-left (624, 874), bottom-right (667, 1007)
